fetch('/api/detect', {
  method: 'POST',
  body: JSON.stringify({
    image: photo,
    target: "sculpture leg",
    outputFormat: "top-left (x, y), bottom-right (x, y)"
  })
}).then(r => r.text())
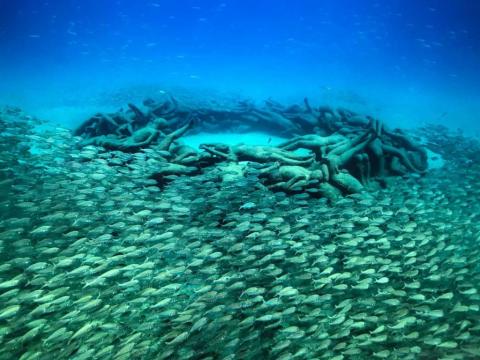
top-left (278, 137), bottom-right (302, 150)
top-left (128, 103), bottom-right (150, 126)
top-left (284, 175), bottom-right (307, 190)
top-left (329, 130), bottom-right (371, 157)
top-left (368, 138), bottom-right (385, 178)
top-left (384, 130), bottom-right (428, 172)
top-left (199, 145), bottom-right (232, 161)
top-left (327, 133), bottom-right (374, 172)
top-left (157, 120), bottom-right (193, 151)
top-left (270, 153), bottom-right (314, 166)
top-left (382, 144), bottom-right (427, 174)
top-left (258, 162), bottom-right (281, 175)
top-left (354, 154), bottom-right (370, 185)
top-left (363, 154), bottom-right (371, 184)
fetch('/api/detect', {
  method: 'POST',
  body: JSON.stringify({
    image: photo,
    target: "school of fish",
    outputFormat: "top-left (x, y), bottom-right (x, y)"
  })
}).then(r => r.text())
top-left (1, 108), bottom-right (480, 359)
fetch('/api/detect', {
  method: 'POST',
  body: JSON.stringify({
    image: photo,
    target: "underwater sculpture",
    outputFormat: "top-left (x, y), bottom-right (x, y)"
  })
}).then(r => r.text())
top-left (81, 118), bottom-right (163, 152)
top-left (80, 118), bottom-right (193, 153)
top-left (199, 143), bottom-right (315, 166)
top-left (74, 93), bottom-right (429, 198)
top-left (256, 163), bottom-right (327, 191)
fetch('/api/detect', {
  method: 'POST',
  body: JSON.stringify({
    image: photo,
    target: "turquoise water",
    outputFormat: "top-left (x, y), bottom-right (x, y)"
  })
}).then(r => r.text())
top-left (1, 1), bottom-right (480, 359)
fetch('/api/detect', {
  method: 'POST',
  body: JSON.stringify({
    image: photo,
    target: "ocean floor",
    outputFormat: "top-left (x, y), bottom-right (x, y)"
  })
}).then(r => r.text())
top-left (182, 132), bottom-right (287, 148)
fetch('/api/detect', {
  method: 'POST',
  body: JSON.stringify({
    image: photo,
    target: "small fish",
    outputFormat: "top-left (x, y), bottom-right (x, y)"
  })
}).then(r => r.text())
top-left (0, 305), bottom-right (21, 320)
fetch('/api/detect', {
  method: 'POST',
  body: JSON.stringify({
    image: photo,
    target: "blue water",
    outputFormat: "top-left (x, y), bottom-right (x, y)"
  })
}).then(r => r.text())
top-left (1, 0), bottom-right (479, 132)
top-left (1, 3), bottom-right (480, 359)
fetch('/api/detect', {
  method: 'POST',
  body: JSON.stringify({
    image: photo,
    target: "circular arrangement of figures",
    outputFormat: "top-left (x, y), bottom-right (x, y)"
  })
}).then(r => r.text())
top-left (74, 93), bottom-right (429, 199)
